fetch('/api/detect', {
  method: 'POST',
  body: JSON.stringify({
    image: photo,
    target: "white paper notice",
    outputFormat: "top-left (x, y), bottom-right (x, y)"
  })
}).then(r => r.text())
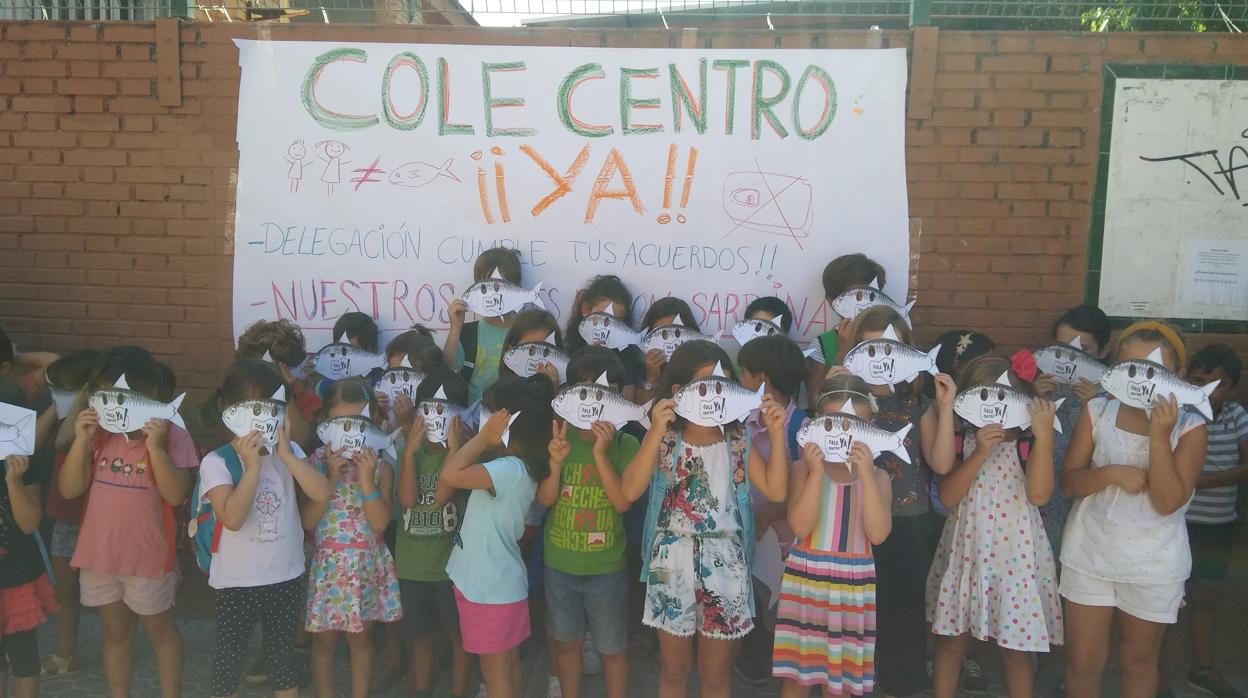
top-left (1183, 240), bottom-right (1248, 313)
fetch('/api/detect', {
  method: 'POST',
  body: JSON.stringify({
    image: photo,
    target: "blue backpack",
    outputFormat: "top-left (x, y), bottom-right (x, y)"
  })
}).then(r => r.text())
top-left (188, 445), bottom-right (244, 574)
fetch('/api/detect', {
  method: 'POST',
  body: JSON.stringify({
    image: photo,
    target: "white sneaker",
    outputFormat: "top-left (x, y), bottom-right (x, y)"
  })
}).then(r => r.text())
top-left (547, 675), bottom-right (563, 698)
top-left (581, 633), bottom-right (603, 676)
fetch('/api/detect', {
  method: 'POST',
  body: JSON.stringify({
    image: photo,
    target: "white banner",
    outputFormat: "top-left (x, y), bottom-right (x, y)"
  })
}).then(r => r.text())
top-left (232, 40), bottom-right (911, 346)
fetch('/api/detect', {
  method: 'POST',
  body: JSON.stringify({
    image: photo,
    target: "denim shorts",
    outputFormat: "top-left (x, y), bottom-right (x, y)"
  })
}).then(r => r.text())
top-left (543, 566), bottom-right (628, 654)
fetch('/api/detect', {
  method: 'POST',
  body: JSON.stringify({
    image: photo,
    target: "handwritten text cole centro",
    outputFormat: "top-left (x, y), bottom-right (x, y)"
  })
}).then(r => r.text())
top-left (304, 48), bottom-right (839, 141)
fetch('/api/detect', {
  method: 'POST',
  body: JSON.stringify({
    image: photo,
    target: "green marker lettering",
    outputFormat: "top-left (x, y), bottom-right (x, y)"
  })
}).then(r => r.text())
top-left (381, 52), bottom-right (429, 131)
top-left (792, 64), bottom-right (836, 140)
top-left (620, 67), bottom-right (662, 136)
top-left (557, 63), bottom-right (613, 138)
top-left (482, 61), bottom-right (536, 137)
top-left (301, 47), bottom-right (378, 130)
top-left (437, 57), bottom-right (474, 136)
top-left (668, 59), bottom-right (707, 135)
top-left (711, 59), bottom-right (748, 136)
top-left (750, 59), bottom-right (790, 141)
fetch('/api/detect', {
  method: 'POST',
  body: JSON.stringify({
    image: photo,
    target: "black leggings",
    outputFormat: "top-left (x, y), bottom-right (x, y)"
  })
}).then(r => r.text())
top-left (211, 577), bottom-right (304, 697)
top-left (874, 512), bottom-right (941, 697)
top-left (0, 629), bottom-right (39, 678)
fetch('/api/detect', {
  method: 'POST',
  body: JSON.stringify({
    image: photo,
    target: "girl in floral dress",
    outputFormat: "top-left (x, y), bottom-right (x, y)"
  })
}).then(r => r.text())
top-left (302, 378), bottom-right (401, 698)
top-left (621, 340), bottom-right (791, 698)
top-left (926, 354), bottom-right (1063, 698)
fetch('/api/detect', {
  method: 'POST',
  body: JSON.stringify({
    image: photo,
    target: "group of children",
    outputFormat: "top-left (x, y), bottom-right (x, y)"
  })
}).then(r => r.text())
top-left (0, 247), bottom-right (1245, 698)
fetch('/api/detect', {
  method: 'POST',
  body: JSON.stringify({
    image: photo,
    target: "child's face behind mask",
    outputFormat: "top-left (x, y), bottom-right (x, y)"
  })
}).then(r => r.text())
top-left (820, 398), bottom-right (872, 420)
top-left (1055, 323), bottom-right (1105, 359)
top-left (1187, 366), bottom-right (1234, 411)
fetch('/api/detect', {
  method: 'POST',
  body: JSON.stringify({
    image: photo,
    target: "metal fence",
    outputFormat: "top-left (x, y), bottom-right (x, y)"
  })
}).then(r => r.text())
top-left (0, 0), bottom-right (1243, 29)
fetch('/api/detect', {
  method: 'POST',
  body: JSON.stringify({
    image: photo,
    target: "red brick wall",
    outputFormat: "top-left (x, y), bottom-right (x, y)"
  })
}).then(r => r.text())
top-left (0, 21), bottom-right (1245, 397)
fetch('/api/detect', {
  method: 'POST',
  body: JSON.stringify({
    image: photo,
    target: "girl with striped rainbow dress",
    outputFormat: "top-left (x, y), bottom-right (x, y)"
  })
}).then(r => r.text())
top-left (773, 374), bottom-right (894, 696)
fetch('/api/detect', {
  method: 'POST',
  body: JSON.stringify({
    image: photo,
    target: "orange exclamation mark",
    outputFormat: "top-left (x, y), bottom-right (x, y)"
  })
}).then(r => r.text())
top-left (658, 144), bottom-right (680, 225)
top-left (491, 146), bottom-right (511, 223)
top-left (472, 150), bottom-right (493, 225)
top-left (676, 146), bottom-right (697, 223)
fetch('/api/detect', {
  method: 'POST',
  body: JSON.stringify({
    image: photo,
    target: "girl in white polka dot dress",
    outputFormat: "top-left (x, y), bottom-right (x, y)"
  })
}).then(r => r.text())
top-left (926, 354), bottom-right (1064, 698)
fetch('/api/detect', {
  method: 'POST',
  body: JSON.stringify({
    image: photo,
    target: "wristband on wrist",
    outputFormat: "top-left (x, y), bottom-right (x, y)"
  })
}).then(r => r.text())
top-left (360, 490), bottom-right (380, 503)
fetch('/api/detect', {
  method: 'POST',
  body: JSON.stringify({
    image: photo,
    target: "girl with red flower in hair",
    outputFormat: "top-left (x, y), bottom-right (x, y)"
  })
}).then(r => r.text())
top-left (925, 352), bottom-right (1063, 698)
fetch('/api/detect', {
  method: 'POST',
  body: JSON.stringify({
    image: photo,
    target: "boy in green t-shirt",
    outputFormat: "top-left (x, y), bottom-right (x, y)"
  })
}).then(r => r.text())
top-left (808, 253), bottom-right (888, 409)
top-left (538, 347), bottom-right (639, 698)
top-left (395, 370), bottom-right (472, 698)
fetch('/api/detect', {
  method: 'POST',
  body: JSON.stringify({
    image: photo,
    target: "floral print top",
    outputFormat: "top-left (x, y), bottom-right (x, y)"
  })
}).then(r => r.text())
top-left (657, 436), bottom-right (745, 537)
top-left (312, 446), bottom-right (386, 548)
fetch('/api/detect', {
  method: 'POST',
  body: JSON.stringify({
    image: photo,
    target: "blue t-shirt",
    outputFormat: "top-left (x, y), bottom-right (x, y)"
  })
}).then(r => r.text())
top-left (446, 456), bottom-right (537, 604)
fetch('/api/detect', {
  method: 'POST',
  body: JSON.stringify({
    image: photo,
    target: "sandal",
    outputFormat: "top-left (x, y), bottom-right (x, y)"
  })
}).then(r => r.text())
top-left (41, 654), bottom-right (79, 678)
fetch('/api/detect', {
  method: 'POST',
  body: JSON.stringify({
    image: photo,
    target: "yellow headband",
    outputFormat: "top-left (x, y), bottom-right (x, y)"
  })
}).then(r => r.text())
top-left (1119, 321), bottom-right (1186, 367)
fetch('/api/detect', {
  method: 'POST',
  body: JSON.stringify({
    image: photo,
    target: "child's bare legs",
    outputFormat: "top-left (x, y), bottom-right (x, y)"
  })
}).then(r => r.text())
top-left (656, 631), bottom-right (694, 698)
top-left (140, 609), bottom-right (183, 698)
top-left (601, 650), bottom-right (627, 698)
top-left (408, 633), bottom-right (434, 691)
top-left (479, 647), bottom-right (521, 698)
top-left (344, 624), bottom-right (374, 698)
top-left (654, 634), bottom-right (745, 698)
top-left (696, 636), bottom-right (740, 698)
top-left (449, 631), bottom-right (471, 696)
top-left (51, 556), bottom-right (81, 662)
top-left (310, 631), bottom-right (339, 698)
top-left (98, 601), bottom-right (137, 698)
top-left (931, 632), bottom-right (971, 698)
top-left (1000, 647), bottom-right (1034, 698)
top-left (1, 671), bottom-right (39, 698)
top-left (555, 636), bottom-right (582, 697)
top-left (1188, 578), bottom-right (1217, 668)
top-left (1063, 601), bottom-right (1112, 698)
top-left (780, 678), bottom-right (811, 697)
top-left (1117, 610), bottom-right (1165, 698)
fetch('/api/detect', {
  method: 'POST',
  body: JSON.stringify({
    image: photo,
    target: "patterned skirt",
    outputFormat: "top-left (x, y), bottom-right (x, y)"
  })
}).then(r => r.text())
top-left (305, 543), bottom-right (402, 633)
top-left (773, 546), bottom-right (876, 695)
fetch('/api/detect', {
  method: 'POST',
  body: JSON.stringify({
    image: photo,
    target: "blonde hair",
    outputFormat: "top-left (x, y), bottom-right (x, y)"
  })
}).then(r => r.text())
top-left (1118, 320), bottom-right (1185, 369)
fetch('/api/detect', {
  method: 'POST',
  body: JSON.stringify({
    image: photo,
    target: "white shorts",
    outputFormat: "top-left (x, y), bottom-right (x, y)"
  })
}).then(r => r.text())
top-left (1058, 566), bottom-right (1184, 624)
top-left (79, 569), bottom-right (180, 616)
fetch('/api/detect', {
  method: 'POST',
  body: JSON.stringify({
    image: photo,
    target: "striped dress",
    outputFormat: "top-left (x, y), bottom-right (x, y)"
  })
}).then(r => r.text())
top-left (772, 470), bottom-right (877, 694)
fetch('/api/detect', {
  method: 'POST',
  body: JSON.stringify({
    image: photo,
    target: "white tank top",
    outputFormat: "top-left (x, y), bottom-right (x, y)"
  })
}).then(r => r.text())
top-left (1060, 397), bottom-right (1203, 584)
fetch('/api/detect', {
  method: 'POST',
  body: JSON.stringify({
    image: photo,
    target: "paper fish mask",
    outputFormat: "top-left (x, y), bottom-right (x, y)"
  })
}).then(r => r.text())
top-left (802, 338), bottom-right (827, 365)
top-left (89, 375), bottom-right (187, 434)
top-left (1034, 336), bottom-right (1107, 386)
top-left (461, 269), bottom-right (544, 318)
top-left (375, 357), bottom-right (426, 408)
top-left (503, 333), bottom-right (569, 382)
top-left (316, 404), bottom-right (398, 459)
top-left (639, 318), bottom-right (720, 360)
top-left (830, 278), bottom-right (915, 326)
top-left (954, 372), bottom-right (1064, 432)
top-left (552, 372), bottom-right (649, 429)
top-left (578, 307), bottom-right (642, 350)
top-left (417, 386), bottom-right (466, 445)
top-left (222, 386), bottom-right (287, 447)
top-left (731, 316), bottom-right (785, 347)
top-left (1100, 347), bottom-right (1217, 420)
top-left (47, 374), bottom-right (79, 420)
top-left (673, 362), bottom-right (762, 428)
top-left (312, 336), bottom-right (387, 381)
top-left (796, 404), bottom-right (913, 465)
top-left (842, 325), bottom-right (940, 387)
top-left (0, 402), bottom-right (36, 460)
